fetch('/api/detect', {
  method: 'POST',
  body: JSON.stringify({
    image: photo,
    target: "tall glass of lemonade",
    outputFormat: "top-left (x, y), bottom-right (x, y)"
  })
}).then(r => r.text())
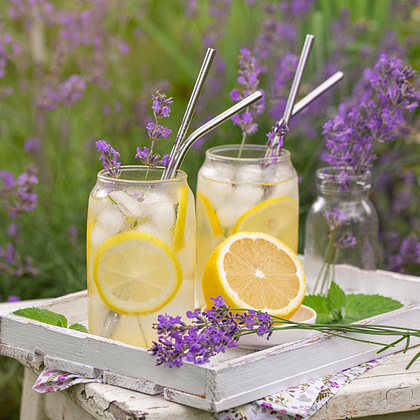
top-left (87, 166), bottom-right (195, 348)
top-left (196, 144), bottom-right (298, 308)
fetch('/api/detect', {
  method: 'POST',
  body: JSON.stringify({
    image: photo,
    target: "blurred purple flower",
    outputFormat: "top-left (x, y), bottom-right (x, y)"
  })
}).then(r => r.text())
top-left (1, 167), bottom-right (38, 219)
top-left (324, 208), bottom-right (357, 249)
top-left (24, 138), bottom-right (41, 155)
top-left (37, 75), bottom-right (86, 111)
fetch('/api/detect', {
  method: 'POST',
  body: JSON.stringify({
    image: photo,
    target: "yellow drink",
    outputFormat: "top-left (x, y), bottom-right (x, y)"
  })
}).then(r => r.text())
top-left (195, 145), bottom-right (299, 309)
top-left (87, 166), bottom-right (195, 348)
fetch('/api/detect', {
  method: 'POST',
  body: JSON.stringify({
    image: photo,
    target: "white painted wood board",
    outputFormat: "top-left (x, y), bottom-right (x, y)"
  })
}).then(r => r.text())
top-left (1, 267), bottom-right (420, 412)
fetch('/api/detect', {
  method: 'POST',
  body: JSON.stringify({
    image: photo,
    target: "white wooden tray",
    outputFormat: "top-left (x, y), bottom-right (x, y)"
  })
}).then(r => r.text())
top-left (1, 265), bottom-right (420, 412)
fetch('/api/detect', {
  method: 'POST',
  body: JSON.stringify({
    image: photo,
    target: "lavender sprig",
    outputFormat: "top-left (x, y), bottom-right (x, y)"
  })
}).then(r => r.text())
top-left (230, 48), bottom-right (265, 157)
top-left (150, 296), bottom-right (420, 370)
top-left (95, 140), bottom-right (121, 177)
top-left (322, 54), bottom-right (418, 183)
top-left (135, 91), bottom-right (173, 172)
top-left (262, 119), bottom-right (289, 165)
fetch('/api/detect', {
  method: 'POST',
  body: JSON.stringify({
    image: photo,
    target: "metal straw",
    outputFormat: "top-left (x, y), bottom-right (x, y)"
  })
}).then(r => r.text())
top-left (166, 91), bottom-right (263, 179)
top-left (166, 71), bottom-right (344, 177)
top-left (291, 71), bottom-right (343, 115)
top-left (162, 47), bottom-right (216, 180)
top-left (266, 34), bottom-right (315, 158)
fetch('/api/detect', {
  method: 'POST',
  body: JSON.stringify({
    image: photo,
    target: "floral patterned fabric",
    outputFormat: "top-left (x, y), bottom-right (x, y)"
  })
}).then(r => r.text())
top-left (32, 368), bottom-right (103, 393)
top-left (33, 357), bottom-right (388, 419)
top-left (214, 357), bottom-right (389, 420)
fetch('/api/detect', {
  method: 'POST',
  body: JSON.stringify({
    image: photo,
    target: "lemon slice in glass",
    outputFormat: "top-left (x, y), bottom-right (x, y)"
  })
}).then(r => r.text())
top-left (173, 185), bottom-right (189, 251)
top-left (93, 231), bottom-right (182, 315)
top-left (232, 196), bottom-right (299, 252)
top-left (202, 231), bottom-right (306, 319)
top-left (197, 192), bottom-right (224, 237)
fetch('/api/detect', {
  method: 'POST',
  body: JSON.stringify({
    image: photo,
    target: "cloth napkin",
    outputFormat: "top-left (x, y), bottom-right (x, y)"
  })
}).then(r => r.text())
top-left (213, 356), bottom-right (389, 420)
top-left (33, 356), bottom-right (388, 419)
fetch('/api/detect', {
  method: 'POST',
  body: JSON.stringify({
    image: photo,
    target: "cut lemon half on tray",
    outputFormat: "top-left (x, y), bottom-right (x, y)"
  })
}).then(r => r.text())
top-left (93, 230), bottom-right (182, 315)
top-left (202, 231), bottom-right (306, 319)
top-left (173, 185), bottom-right (189, 251)
top-left (232, 196), bottom-right (299, 252)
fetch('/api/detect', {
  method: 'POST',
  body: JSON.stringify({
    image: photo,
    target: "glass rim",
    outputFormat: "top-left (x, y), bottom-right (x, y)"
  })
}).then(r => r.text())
top-left (315, 167), bottom-right (371, 183)
top-left (205, 144), bottom-right (291, 163)
top-left (97, 165), bottom-right (188, 184)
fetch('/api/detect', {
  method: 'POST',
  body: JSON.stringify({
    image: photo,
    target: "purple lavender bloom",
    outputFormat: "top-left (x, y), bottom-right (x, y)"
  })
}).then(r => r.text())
top-left (324, 209), bottom-right (357, 250)
top-left (24, 138), bottom-right (41, 155)
top-left (230, 48), bottom-right (265, 140)
top-left (1, 167), bottom-right (38, 219)
top-left (146, 122), bottom-right (172, 142)
top-left (95, 140), bottom-right (121, 177)
top-left (135, 146), bottom-right (169, 167)
top-left (150, 296), bottom-right (275, 367)
top-left (322, 54), bottom-right (418, 178)
top-left (38, 75), bottom-right (86, 111)
top-left (151, 91), bottom-right (173, 120)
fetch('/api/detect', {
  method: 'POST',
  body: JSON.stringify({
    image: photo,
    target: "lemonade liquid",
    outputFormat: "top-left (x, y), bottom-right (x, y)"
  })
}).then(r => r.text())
top-left (196, 145), bottom-right (298, 309)
top-left (87, 166), bottom-right (195, 348)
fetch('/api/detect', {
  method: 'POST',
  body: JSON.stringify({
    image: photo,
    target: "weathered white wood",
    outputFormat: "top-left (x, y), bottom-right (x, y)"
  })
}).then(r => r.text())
top-left (103, 371), bottom-right (162, 395)
top-left (2, 267), bottom-right (420, 413)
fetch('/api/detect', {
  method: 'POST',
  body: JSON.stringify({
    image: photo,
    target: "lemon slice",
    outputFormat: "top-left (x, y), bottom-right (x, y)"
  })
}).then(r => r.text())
top-left (93, 230), bottom-right (182, 315)
top-left (173, 185), bottom-right (189, 251)
top-left (232, 196), bottom-right (299, 252)
top-left (202, 231), bottom-right (306, 318)
top-left (197, 192), bottom-right (224, 237)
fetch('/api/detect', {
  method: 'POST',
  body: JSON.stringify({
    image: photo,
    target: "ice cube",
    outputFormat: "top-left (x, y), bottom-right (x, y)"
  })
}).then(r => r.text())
top-left (206, 181), bottom-right (233, 205)
top-left (207, 162), bottom-right (235, 183)
top-left (234, 164), bottom-right (262, 183)
top-left (140, 190), bottom-right (171, 205)
top-left (231, 185), bottom-right (264, 208)
top-left (109, 190), bottom-right (146, 218)
top-left (90, 225), bottom-right (111, 249)
top-left (96, 205), bottom-right (126, 235)
top-left (269, 178), bottom-right (299, 201)
top-left (147, 201), bottom-right (176, 230)
top-left (137, 222), bottom-right (173, 246)
top-left (216, 203), bottom-right (248, 228)
top-left (88, 196), bottom-right (113, 218)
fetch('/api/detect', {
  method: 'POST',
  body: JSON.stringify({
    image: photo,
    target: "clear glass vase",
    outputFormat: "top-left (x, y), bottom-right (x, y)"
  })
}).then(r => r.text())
top-left (303, 167), bottom-right (379, 295)
top-left (195, 144), bottom-right (299, 308)
top-left (86, 166), bottom-right (195, 348)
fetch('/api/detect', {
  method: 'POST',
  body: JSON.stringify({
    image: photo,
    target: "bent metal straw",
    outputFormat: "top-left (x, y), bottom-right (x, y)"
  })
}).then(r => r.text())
top-left (266, 34), bottom-right (315, 158)
top-left (162, 47), bottom-right (216, 180)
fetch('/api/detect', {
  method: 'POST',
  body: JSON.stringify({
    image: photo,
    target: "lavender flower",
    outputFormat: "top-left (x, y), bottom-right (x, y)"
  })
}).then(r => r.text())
top-left (150, 297), bottom-right (273, 367)
top-left (322, 54), bottom-right (418, 181)
top-left (324, 209), bottom-right (357, 249)
top-left (230, 48), bottom-right (265, 155)
top-left (135, 91), bottom-right (173, 170)
top-left (95, 140), bottom-right (121, 177)
top-left (264, 119), bottom-right (289, 158)
top-left (0, 167), bottom-right (38, 219)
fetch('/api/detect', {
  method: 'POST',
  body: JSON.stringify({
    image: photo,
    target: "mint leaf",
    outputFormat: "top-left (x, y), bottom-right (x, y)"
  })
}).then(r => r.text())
top-left (13, 307), bottom-right (68, 328)
top-left (303, 294), bottom-right (333, 324)
top-left (69, 323), bottom-right (89, 333)
top-left (327, 282), bottom-right (347, 313)
top-left (344, 293), bottom-right (403, 323)
top-left (304, 282), bottom-right (403, 325)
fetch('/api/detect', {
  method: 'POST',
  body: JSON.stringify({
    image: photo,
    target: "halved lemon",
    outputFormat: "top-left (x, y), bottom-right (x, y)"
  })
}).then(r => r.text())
top-left (93, 230), bottom-right (182, 315)
top-left (173, 185), bottom-right (189, 251)
top-left (202, 231), bottom-right (306, 318)
top-left (232, 196), bottom-right (299, 252)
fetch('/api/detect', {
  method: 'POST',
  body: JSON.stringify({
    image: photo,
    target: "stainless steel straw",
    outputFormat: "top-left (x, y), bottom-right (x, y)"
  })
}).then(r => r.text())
top-left (162, 48), bottom-right (216, 180)
top-left (166, 71), bottom-right (344, 177)
top-left (166, 91), bottom-right (263, 179)
top-left (291, 71), bottom-right (343, 115)
top-left (266, 34), bottom-right (315, 158)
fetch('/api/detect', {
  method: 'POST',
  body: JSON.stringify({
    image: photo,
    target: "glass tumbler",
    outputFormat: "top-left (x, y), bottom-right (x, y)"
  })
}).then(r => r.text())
top-left (195, 144), bottom-right (299, 309)
top-left (87, 166), bottom-right (195, 348)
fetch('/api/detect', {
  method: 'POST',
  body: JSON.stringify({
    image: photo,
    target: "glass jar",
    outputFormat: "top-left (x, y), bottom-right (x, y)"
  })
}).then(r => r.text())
top-left (303, 167), bottom-right (379, 295)
top-left (195, 144), bottom-right (299, 309)
top-left (87, 166), bottom-right (195, 348)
